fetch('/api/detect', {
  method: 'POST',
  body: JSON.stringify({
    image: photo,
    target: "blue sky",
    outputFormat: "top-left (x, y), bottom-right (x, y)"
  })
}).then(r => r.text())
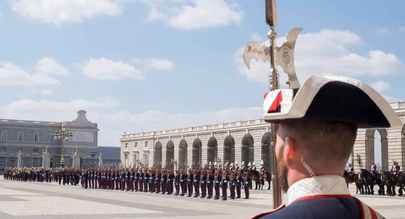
top-left (0, 0), bottom-right (404, 146)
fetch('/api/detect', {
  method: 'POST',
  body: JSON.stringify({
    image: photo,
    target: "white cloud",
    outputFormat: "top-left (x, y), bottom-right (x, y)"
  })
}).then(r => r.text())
top-left (11, 0), bottom-right (122, 25)
top-left (131, 58), bottom-right (175, 72)
top-left (40, 89), bottom-right (54, 96)
top-left (0, 98), bottom-right (261, 146)
top-left (83, 58), bottom-right (143, 81)
top-left (143, 0), bottom-right (241, 30)
top-left (83, 57), bottom-right (175, 80)
top-left (237, 29), bottom-right (404, 85)
top-left (0, 57), bottom-right (68, 87)
top-left (370, 81), bottom-right (391, 93)
top-left (369, 80), bottom-right (398, 101)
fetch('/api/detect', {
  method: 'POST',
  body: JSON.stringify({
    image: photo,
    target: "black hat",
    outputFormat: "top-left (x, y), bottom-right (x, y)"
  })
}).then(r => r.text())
top-left (263, 76), bottom-right (401, 128)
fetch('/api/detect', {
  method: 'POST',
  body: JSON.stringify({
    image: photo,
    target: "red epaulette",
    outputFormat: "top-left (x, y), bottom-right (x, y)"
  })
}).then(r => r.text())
top-left (251, 204), bottom-right (285, 219)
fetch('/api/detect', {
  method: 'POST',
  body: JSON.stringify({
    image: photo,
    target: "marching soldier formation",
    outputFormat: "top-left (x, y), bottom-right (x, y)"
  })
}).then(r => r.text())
top-left (3, 165), bottom-right (259, 201)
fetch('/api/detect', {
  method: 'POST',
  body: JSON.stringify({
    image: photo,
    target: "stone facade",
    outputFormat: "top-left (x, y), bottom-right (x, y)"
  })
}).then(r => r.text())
top-left (121, 102), bottom-right (405, 172)
top-left (0, 110), bottom-right (100, 170)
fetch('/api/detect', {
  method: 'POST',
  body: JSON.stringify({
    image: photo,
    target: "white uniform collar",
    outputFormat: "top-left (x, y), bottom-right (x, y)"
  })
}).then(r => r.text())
top-left (285, 175), bottom-right (349, 206)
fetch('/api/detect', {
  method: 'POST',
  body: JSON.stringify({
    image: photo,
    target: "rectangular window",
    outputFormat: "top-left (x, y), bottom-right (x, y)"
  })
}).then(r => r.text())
top-left (1, 130), bottom-right (7, 143)
top-left (34, 134), bottom-right (39, 143)
top-left (18, 132), bottom-right (23, 142)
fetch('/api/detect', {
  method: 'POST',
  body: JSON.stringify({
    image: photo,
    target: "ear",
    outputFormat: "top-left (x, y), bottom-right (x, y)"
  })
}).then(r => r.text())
top-left (283, 137), bottom-right (300, 167)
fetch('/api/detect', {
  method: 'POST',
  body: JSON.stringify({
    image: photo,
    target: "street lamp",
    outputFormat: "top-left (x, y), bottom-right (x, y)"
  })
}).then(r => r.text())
top-left (54, 123), bottom-right (72, 168)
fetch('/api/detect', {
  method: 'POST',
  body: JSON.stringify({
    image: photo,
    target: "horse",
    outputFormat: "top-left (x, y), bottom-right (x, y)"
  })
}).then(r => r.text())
top-left (358, 169), bottom-right (383, 195)
top-left (382, 171), bottom-right (396, 196)
top-left (383, 171), bottom-right (405, 196)
top-left (397, 172), bottom-right (405, 196)
top-left (343, 170), bottom-right (360, 194)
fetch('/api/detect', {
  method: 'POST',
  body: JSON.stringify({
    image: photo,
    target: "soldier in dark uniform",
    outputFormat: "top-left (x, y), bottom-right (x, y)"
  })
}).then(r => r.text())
top-left (242, 171), bottom-right (249, 199)
top-left (161, 169), bottom-right (167, 194)
top-left (139, 169), bottom-right (144, 192)
top-left (126, 169), bottom-right (132, 191)
top-left (82, 170), bottom-right (88, 189)
top-left (193, 169), bottom-right (200, 197)
top-left (116, 169), bottom-right (120, 190)
top-left (236, 170), bottom-right (242, 199)
top-left (229, 171), bottom-right (236, 199)
top-left (252, 76), bottom-right (394, 218)
top-left (174, 170), bottom-right (180, 195)
top-left (150, 169), bottom-right (155, 193)
top-left (200, 169), bottom-right (207, 198)
top-left (155, 169), bottom-right (161, 193)
top-left (96, 169), bottom-right (100, 189)
top-left (214, 169), bottom-right (221, 200)
top-left (143, 168), bottom-right (150, 192)
top-left (111, 169), bottom-right (118, 190)
top-left (167, 170), bottom-right (174, 194)
top-left (180, 170), bottom-right (187, 196)
top-left (134, 168), bottom-right (139, 191)
top-left (100, 169), bottom-right (106, 189)
top-left (106, 169), bottom-right (111, 189)
top-left (187, 169), bottom-right (193, 197)
top-left (91, 169), bottom-right (95, 189)
top-left (207, 169), bottom-right (214, 199)
top-left (221, 171), bottom-right (228, 200)
top-left (121, 169), bottom-right (126, 191)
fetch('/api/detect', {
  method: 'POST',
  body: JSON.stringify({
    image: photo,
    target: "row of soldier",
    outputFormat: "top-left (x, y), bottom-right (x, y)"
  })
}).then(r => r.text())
top-left (3, 166), bottom-right (260, 200)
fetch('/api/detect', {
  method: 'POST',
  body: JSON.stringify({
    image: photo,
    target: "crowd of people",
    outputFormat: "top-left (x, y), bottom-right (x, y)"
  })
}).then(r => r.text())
top-left (3, 166), bottom-right (272, 201)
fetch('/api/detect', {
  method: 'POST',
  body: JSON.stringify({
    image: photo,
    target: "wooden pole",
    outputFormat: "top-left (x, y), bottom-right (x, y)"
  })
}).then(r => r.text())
top-left (266, 0), bottom-right (282, 208)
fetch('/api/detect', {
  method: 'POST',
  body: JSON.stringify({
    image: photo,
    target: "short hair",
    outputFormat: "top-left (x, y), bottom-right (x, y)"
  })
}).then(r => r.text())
top-left (278, 119), bottom-right (358, 167)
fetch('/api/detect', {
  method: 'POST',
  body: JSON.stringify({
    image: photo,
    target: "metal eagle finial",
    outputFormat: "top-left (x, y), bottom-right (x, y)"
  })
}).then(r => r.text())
top-left (243, 27), bottom-right (302, 89)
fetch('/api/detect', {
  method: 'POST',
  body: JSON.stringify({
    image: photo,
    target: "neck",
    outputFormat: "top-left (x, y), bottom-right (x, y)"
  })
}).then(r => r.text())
top-left (288, 168), bottom-right (343, 187)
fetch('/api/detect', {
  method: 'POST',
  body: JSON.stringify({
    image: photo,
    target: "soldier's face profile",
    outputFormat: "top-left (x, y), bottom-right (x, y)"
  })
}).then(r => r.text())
top-left (275, 126), bottom-right (289, 192)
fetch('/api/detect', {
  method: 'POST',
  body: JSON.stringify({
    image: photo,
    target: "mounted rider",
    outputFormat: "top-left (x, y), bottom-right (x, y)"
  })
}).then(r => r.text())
top-left (390, 161), bottom-right (401, 176)
top-left (370, 162), bottom-right (378, 176)
top-left (346, 163), bottom-right (354, 173)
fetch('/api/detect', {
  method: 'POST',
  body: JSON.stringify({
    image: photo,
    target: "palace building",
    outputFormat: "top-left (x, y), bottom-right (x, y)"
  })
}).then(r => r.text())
top-left (0, 110), bottom-right (112, 170)
top-left (121, 102), bottom-right (405, 172)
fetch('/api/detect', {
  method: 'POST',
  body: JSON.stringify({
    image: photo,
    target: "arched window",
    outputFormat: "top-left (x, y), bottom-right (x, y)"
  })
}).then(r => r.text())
top-left (166, 140), bottom-right (175, 169)
top-left (153, 141), bottom-right (163, 167)
top-left (261, 132), bottom-right (272, 172)
top-left (192, 138), bottom-right (202, 168)
top-left (207, 137), bottom-right (218, 164)
top-left (178, 139), bottom-right (188, 170)
top-left (223, 135), bottom-right (235, 164)
top-left (241, 133), bottom-right (254, 166)
top-left (365, 129), bottom-right (388, 171)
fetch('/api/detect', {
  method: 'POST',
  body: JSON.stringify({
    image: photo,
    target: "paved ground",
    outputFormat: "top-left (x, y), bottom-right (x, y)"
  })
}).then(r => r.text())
top-left (0, 177), bottom-right (404, 219)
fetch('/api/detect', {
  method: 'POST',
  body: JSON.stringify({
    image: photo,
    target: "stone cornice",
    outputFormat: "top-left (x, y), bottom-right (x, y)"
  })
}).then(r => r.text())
top-left (122, 101), bottom-right (405, 142)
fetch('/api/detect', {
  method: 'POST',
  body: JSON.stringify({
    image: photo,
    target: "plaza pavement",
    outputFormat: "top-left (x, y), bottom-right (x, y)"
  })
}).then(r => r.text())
top-left (0, 177), bottom-right (404, 219)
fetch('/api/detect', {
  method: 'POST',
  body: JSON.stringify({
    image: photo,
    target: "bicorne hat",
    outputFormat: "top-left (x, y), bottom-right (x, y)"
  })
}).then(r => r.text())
top-left (263, 76), bottom-right (402, 128)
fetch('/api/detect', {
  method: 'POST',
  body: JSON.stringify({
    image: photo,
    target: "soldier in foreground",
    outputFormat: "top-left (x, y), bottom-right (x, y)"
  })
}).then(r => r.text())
top-left (253, 76), bottom-right (398, 219)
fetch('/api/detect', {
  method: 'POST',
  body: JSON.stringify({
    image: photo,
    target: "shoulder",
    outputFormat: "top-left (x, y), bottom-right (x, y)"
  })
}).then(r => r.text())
top-left (355, 198), bottom-right (386, 219)
top-left (251, 205), bottom-right (285, 219)
top-left (253, 195), bottom-right (366, 219)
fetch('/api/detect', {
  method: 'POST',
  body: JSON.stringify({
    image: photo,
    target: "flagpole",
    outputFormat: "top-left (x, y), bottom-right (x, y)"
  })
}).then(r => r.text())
top-left (266, 0), bottom-right (282, 208)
